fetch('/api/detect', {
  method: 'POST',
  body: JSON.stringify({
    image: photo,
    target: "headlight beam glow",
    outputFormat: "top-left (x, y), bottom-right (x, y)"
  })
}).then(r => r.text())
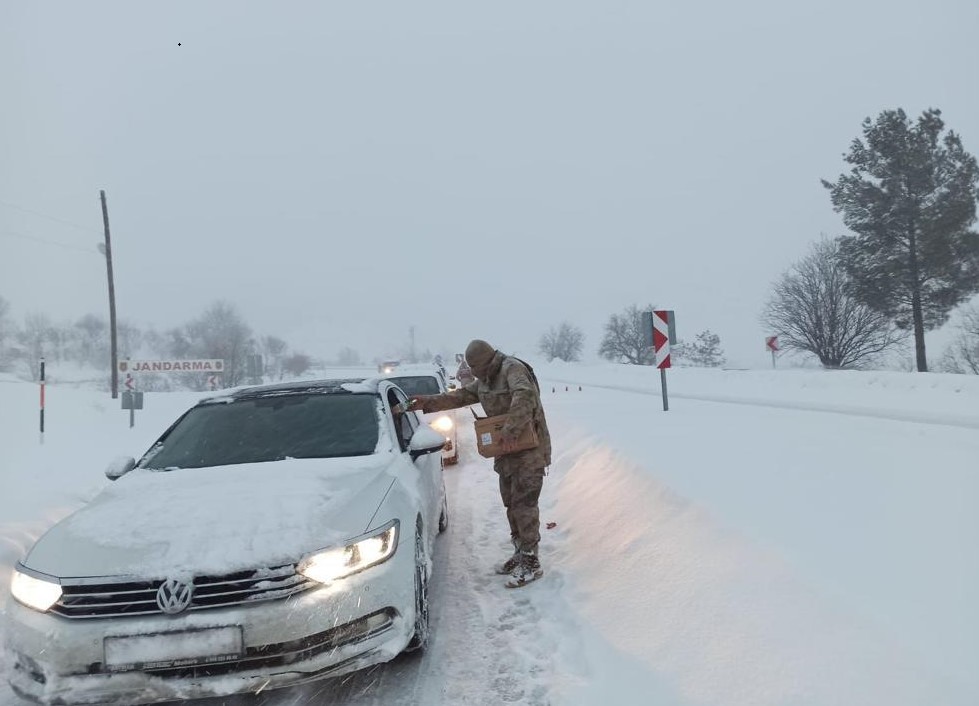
top-left (11, 569), bottom-right (62, 612)
top-left (299, 522), bottom-right (399, 585)
top-left (431, 416), bottom-right (454, 433)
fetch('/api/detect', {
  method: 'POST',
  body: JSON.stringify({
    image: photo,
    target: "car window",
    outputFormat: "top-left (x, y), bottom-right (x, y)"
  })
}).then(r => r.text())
top-left (388, 388), bottom-right (418, 451)
top-left (387, 375), bottom-right (441, 396)
top-left (140, 393), bottom-right (379, 469)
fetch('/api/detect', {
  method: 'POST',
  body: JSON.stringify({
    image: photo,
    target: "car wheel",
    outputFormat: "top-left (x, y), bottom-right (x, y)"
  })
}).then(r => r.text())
top-left (405, 523), bottom-right (429, 652)
top-left (438, 489), bottom-right (449, 533)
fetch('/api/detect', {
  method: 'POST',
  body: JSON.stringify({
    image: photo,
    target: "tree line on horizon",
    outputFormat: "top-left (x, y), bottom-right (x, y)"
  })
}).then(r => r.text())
top-left (0, 299), bottom-right (321, 388)
top-left (537, 311), bottom-right (725, 368)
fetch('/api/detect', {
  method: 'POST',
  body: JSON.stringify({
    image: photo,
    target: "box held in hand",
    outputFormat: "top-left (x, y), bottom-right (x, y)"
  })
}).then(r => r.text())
top-left (473, 414), bottom-right (538, 458)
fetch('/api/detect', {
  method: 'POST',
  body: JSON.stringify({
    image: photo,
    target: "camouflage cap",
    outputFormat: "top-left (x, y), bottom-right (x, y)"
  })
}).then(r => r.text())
top-left (465, 339), bottom-right (496, 369)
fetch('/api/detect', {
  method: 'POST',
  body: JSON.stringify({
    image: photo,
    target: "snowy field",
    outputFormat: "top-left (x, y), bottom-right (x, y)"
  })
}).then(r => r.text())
top-left (1, 364), bottom-right (977, 705)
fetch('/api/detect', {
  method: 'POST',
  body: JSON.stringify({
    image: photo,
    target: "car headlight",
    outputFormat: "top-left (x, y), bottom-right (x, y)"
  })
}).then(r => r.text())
top-left (431, 415), bottom-right (453, 434)
top-left (299, 520), bottom-right (399, 584)
top-left (11, 567), bottom-right (62, 613)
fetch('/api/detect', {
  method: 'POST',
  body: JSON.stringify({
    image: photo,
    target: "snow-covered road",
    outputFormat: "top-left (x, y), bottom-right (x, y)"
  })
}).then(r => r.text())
top-left (2, 367), bottom-right (977, 705)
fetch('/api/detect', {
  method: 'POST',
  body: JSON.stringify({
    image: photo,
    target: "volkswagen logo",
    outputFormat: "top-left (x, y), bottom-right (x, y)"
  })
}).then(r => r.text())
top-left (156, 578), bottom-right (193, 615)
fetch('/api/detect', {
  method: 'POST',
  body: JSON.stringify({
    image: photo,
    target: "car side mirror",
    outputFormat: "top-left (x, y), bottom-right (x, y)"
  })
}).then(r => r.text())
top-left (105, 456), bottom-right (136, 481)
top-left (409, 427), bottom-right (446, 460)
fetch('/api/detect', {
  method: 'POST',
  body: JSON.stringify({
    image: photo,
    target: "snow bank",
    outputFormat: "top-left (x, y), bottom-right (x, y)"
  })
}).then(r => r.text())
top-left (546, 440), bottom-right (969, 706)
top-left (537, 362), bottom-right (979, 428)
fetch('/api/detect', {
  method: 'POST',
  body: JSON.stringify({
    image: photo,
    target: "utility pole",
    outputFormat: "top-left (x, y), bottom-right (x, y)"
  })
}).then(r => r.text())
top-left (100, 190), bottom-right (119, 399)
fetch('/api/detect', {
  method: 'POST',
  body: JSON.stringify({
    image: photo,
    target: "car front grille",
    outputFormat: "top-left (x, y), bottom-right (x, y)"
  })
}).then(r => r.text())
top-left (52, 564), bottom-right (318, 619)
top-left (135, 608), bottom-right (396, 678)
top-left (65, 608), bottom-right (397, 680)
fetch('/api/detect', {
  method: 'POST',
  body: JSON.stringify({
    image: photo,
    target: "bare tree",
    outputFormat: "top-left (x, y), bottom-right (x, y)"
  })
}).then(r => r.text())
top-left (762, 238), bottom-right (901, 368)
top-left (142, 328), bottom-right (168, 358)
top-left (165, 327), bottom-right (193, 359)
top-left (75, 314), bottom-right (108, 367)
top-left (259, 335), bottom-right (288, 379)
top-left (182, 301), bottom-right (254, 386)
top-left (17, 312), bottom-right (53, 380)
top-left (117, 320), bottom-right (144, 359)
top-left (939, 303), bottom-right (979, 373)
top-left (539, 322), bottom-right (585, 362)
top-left (599, 304), bottom-right (656, 365)
top-left (282, 352), bottom-right (312, 378)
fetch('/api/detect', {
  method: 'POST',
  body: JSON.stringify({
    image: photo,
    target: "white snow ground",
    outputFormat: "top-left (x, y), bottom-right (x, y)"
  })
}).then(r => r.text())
top-left (1, 365), bottom-right (977, 705)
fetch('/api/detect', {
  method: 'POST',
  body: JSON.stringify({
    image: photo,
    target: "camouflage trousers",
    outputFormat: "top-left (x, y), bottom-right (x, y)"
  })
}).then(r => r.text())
top-left (498, 466), bottom-right (545, 554)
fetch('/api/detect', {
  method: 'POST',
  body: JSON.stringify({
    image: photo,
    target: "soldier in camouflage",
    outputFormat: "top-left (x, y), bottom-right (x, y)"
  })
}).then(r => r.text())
top-left (408, 339), bottom-right (551, 586)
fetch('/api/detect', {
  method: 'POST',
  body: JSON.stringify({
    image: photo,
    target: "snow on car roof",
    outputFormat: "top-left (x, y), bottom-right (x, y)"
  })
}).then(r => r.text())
top-left (389, 362), bottom-right (442, 372)
top-left (199, 378), bottom-right (374, 404)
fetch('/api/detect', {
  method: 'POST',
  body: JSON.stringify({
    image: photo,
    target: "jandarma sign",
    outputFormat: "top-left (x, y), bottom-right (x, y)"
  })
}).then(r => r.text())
top-left (119, 360), bottom-right (224, 373)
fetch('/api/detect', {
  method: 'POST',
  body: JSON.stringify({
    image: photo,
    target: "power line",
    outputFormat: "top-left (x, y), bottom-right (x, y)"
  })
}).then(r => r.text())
top-left (0, 230), bottom-right (101, 255)
top-left (0, 199), bottom-right (102, 235)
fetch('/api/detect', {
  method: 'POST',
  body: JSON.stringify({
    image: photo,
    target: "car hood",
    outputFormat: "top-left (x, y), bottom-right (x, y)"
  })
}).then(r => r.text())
top-left (23, 456), bottom-right (397, 579)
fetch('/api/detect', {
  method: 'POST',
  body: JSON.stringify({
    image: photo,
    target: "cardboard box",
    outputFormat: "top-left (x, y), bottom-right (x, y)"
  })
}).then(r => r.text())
top-left (473, 414), bottom-right (539, 458)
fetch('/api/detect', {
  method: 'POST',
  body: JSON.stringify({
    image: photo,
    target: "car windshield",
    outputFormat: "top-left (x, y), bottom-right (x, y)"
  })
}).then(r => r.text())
top-left (387, 375), bottom-right (440, 396)
top-left (141, 393), bottom-right (379, 470)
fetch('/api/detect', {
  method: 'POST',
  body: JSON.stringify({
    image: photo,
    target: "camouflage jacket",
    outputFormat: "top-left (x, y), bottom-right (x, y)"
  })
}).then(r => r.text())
top-left (423, 352), bottom-right (551, 473)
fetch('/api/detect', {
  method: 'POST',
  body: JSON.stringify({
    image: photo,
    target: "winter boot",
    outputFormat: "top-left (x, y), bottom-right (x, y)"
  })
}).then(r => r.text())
top-left (496, 552), bottom-right (522, 575)
top-left (495, 538), bottom-right (522, 575)
top-left (505, 551), bottom-right (544, 588)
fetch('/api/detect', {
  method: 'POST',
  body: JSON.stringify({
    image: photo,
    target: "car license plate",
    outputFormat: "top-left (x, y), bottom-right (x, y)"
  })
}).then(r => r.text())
top-left (104, 626), bottom-right (243, 671)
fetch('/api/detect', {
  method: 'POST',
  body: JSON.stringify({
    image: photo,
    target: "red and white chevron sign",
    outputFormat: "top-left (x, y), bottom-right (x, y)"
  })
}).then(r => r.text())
top-left (653, 310), bottom-right (671, 369)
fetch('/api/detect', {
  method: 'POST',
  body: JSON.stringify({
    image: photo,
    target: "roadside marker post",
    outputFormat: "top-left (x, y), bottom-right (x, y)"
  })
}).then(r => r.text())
top-left (121, 374), bottom-right (143, 428)
top-left (39, 357), bottom-right (45, 444)
top-left (643, 310), bottom-right (676, 411)
top-left (653, 310), bottom-right (673, 411)
top-left (766, 336), bottom-right (780, 368)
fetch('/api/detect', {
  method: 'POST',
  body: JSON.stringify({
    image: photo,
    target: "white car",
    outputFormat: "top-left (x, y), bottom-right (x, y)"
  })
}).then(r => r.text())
top-left (381, 367), bottom-right (460, 466)
top-left (5, 378), bottom-right (448, 705)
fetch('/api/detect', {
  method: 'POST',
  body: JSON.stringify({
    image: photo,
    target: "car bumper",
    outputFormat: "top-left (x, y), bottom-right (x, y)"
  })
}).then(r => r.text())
top-left (6, 556), bottom-right (416, 705)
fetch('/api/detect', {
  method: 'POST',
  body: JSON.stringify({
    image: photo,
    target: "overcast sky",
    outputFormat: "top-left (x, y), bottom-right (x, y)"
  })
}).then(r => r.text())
top-left (2, 0), bottom-right (977, 367)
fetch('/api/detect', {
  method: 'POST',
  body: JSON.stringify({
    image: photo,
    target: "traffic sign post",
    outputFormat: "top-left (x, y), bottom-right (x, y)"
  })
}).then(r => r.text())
top-left (652, 310), bottom-right (674, 411)
top-left (642, 310), bottom-right (676, 411)
top-left (39, 357), bottom-right (45, 445)
top-left (121, 380), bottom-right (143, 429)
top-left (766, 336), bottom-right (780, 369)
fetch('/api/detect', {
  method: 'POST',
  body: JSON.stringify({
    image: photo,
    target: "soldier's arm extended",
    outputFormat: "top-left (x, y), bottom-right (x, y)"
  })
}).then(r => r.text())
top-left (413, 382), bottom-right (479, 413)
